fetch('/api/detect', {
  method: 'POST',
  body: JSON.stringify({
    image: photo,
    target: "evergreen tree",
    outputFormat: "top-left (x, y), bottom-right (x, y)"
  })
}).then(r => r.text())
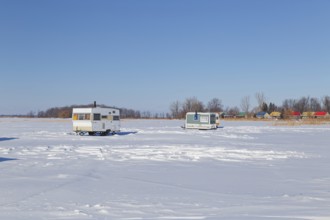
top-left (261, 102), bottom-right (268, 112)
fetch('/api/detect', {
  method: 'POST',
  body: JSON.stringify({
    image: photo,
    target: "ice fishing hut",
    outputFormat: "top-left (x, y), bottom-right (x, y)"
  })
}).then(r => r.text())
top-left (184, 112), bottom-right (217, 130)
top-left (72, 102), bottom-right (120, 135)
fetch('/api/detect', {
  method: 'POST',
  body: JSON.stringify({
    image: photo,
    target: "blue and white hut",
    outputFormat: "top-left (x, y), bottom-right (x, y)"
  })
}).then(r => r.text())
top-left (184, 112), bottom-right (217, 130)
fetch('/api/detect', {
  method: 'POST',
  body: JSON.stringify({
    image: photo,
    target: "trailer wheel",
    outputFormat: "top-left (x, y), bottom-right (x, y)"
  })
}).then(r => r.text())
top-left (101, 130), bottom-right (110, 136)
top-left (88, 132), bottom-right (95, 136)
top-left (79, 132), bottom-right (85, 136)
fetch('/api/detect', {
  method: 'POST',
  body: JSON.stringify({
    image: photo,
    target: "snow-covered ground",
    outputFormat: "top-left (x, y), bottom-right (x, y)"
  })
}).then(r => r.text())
top-left (0, 118), bottom-right (329, 220)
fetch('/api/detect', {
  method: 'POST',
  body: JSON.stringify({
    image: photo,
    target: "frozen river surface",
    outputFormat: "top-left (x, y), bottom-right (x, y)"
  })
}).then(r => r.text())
top-left (0, 118), bottom-right (329, 220)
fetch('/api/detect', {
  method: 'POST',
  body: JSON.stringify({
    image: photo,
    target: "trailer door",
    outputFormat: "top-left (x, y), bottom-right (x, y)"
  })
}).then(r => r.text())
top-left (92, 113), bottom-right (103, 131)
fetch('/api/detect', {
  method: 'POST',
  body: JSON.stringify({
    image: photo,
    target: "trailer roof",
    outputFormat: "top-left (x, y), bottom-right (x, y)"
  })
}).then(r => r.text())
top-left (72, 107), bottom-right (119, 114)
top-left (186, 112), bottom-right (216, 115)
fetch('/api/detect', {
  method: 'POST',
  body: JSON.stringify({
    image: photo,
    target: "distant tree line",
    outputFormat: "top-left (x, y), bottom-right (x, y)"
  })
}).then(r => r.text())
top-left (282, 96), bottom-right (330, 113)
top-left (24, 103), bottom-right (170, 119)
top-left (11, 94), bottom-right (330, 119)
top-left (169, 94), bottom-right (330, 119)
top-left (170, 97), bottom-right (224, 119)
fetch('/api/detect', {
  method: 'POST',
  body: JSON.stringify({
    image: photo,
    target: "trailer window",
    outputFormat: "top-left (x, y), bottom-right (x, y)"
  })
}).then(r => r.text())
top-left (73, 114), bottom-right (78, 120)
top-left (73, 113), bottom-right (90, 120)
top-left (93, 114), bottom-right (101, 121)
top-left (200, 115), bottom-right (209, 123)
top-left (78, 114), bottom-right (84, 120)
top-left (113, 116), bottom-right (120, 121)
top-left (102, 115), bottom-right (107, 119)
top-left (210, 115), bottom-right (216, 124)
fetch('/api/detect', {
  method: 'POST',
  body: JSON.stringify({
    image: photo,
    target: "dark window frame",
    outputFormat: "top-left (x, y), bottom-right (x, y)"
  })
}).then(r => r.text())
top-left (93, 113), bottom-right (101, 121)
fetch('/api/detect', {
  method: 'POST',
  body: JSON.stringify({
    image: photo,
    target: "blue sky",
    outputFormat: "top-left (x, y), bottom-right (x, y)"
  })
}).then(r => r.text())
top-left (1, 0), bottom-right (329, 114)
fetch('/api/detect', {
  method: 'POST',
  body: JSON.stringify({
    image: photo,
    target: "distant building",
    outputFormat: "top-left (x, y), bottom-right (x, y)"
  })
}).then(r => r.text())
top-left (314, 111), bottom-right (329, 118)
top-left (301, 112), bottom-right (315, 119)
top-left (270, 111), bottom-right (281, 119)
top-left (236, 112), bottom-right (247, 118)
top-left (290, 111), bottom-right (301, 119)
top-left (256, 112), bottom-right (271, 119)
top-left (223, 112), bottom-right (234, 118)
top-left (218, 112), bottom-right (225, 118)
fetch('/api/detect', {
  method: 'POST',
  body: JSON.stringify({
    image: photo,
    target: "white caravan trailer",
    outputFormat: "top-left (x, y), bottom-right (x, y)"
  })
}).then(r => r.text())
top-left (184, 112), bottom-right (217, 130)
top-left (72, 107), bottom-right (120, 135)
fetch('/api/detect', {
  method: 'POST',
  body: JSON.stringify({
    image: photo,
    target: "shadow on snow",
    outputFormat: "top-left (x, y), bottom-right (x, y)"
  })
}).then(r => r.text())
top-left (113, 131), bottom-right (138, 136)
top-left (0, 157), bottom-right (17, 163)
top-left (77, 131), bottom-right (138, 136)
top-left (0, 137), bottom-right (18, 142)
top-left (72, 131), bottom-right (138, 136)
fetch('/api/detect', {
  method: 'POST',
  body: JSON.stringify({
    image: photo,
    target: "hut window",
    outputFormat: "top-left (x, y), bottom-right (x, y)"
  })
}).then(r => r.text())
top-left (93, 114), bottom-right (101, 121)
top-left (210, 115), bottom-right (216, 124)
top-left (113, 116), bottom-right (120, 121)
top-left (200, 115), bottom-right (209, 123)
top-left (102, 115), bottom-right (107, 119)
top-left (73, 113), bottom-right (90, 120)
top-left (78, 114), bottom-right (84, 120)
top-left (73, 114), bottom-right (78, 120)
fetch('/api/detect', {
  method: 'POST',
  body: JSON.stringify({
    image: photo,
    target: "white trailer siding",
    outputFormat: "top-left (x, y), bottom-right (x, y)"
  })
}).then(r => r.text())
top-left (72, 107), bottom-right (120, 134)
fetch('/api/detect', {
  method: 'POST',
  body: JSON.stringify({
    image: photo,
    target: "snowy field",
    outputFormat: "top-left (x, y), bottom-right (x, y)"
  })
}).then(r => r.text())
top-left (0, 118), bottom-right (330, 220)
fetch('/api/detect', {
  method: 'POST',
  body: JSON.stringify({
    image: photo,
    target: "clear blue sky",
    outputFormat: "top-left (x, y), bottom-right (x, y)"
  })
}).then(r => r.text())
top-left (1, 0), bottom-right (329, 115)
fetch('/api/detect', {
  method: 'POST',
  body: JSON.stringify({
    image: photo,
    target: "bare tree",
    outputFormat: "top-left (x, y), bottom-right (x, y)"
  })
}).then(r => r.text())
top-left (255, 92), bottom-right (266, 111)
top-left (240, 96), bottom-right (250, 114)
top-left (309, 97), bottom-right (321, 112)
top-left (282, 99), bottom-right (296, 110)
top-left (322, 96), bottom-right (330, 112)
top-left (170, 101), bottom-right (181, 119)
top-left (294, 96), bottom-right (310, 112)
top-left (207, 98), bottom-right (223, 112)
top-left (134, 110), bottom-right (141, 118)
top-left (141, 111), bottom-right (151, 119)
top-left (26, 111), bottom-right (36, 118)
top-left (228, 106), bottom-right (240, 116)
top-left (250, 106), bottom-right (260, 115)
top-left (182, 97), bottom-right (204, 115)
